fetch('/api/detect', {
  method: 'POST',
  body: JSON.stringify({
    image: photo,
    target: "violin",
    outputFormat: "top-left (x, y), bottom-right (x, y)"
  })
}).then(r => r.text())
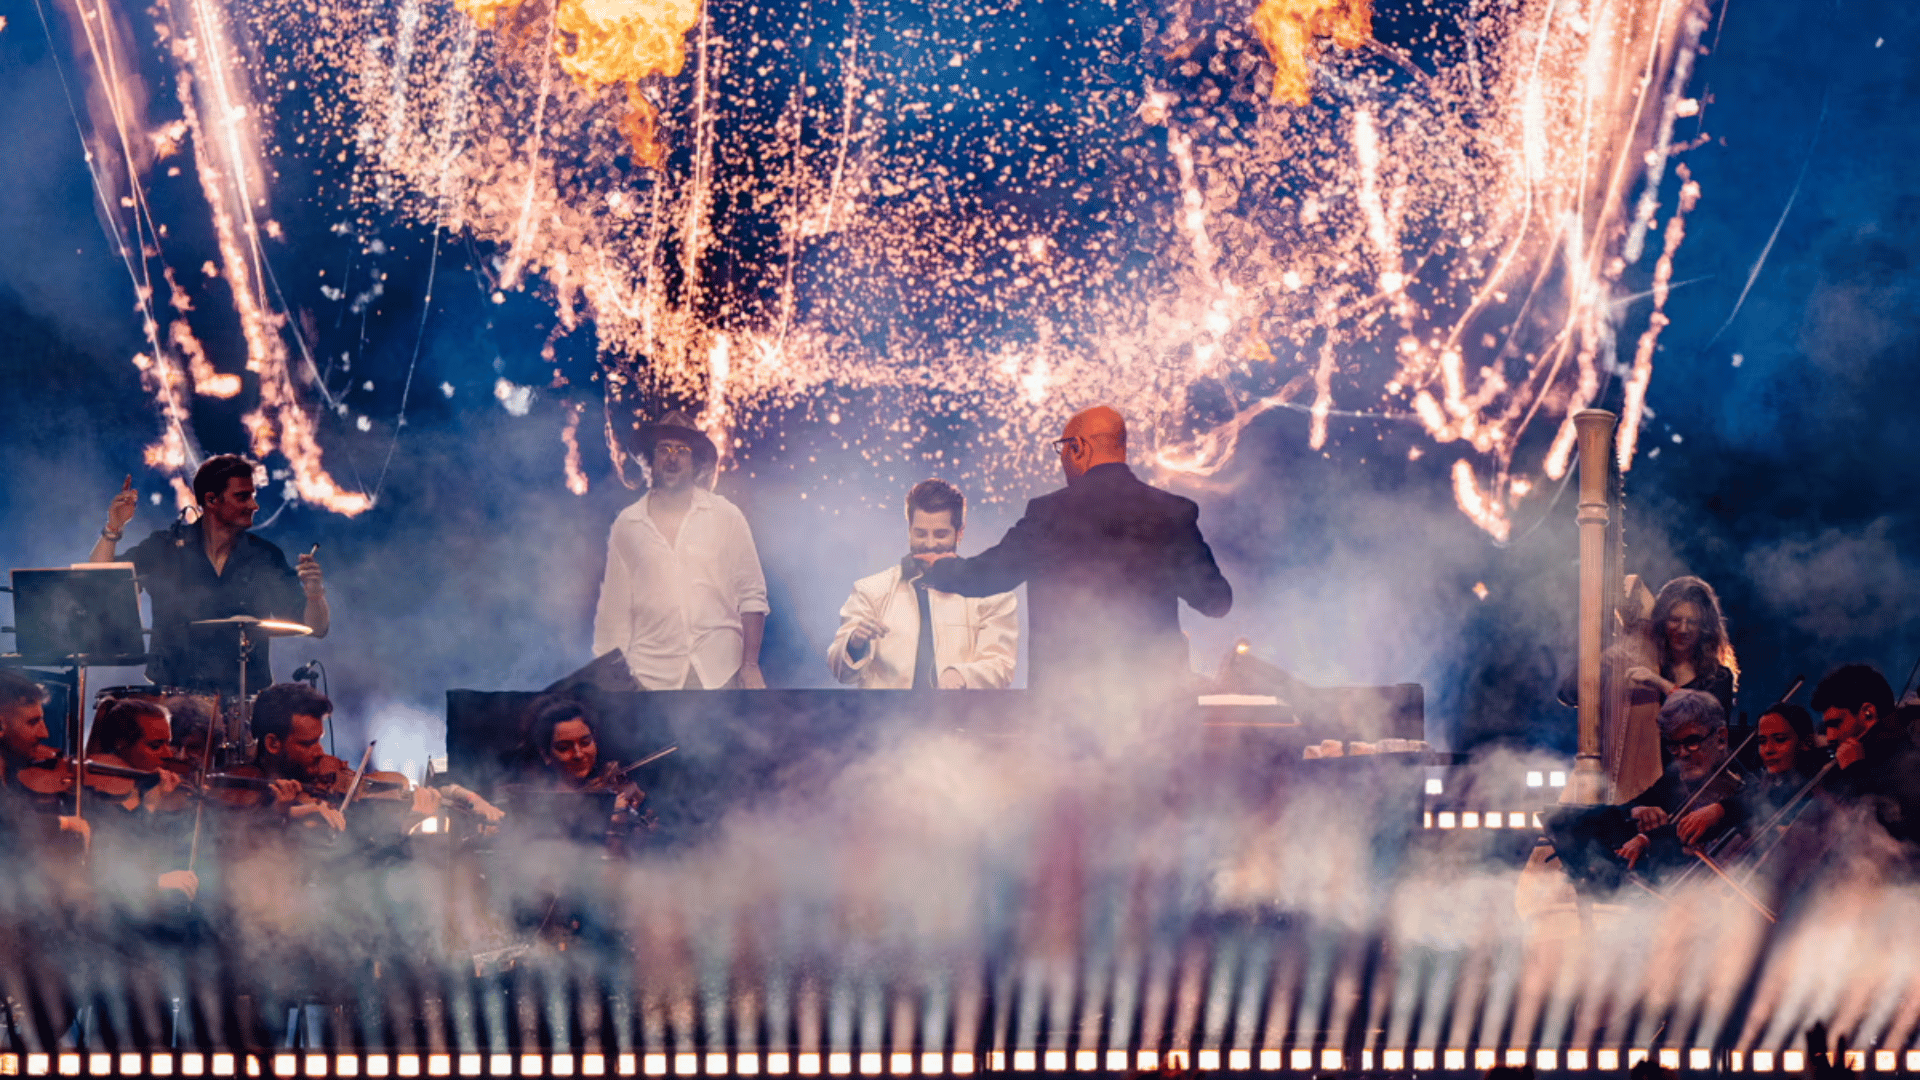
top-left (307, 753), bottom-right (414, 802)
top-left (11, 753), bottom-right (179, 808)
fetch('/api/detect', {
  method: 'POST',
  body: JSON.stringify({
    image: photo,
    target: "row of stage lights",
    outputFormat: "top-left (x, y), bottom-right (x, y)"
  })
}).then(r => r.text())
top-left (7, 1047), bottom-right (1911, 1078)
top-left (1418, 769), bottom-right (1567, 831)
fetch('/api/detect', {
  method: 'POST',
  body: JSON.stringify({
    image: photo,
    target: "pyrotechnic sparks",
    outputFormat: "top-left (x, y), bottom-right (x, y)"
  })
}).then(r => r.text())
top-left (54, 0), bottom-right (1711, 536)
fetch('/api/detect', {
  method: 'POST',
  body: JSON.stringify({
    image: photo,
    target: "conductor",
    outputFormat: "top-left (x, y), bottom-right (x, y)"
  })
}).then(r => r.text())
top-left (90, 456), bottom-right (329, 693)
top-left (918, 406), bottom-right (1231, 707)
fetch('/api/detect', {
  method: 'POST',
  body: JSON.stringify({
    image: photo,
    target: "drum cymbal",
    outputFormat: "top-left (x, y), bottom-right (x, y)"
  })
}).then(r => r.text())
top-left (189, 616), bottom-right (313, 638)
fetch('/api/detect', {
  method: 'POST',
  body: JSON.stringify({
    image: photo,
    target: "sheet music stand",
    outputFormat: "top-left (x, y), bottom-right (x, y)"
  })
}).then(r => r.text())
top-left (4, 566), bottom-right (148, 790)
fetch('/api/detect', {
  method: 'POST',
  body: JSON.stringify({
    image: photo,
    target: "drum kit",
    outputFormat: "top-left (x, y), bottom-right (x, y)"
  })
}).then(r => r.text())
top-left (92, 614), bottom-right (314, 765)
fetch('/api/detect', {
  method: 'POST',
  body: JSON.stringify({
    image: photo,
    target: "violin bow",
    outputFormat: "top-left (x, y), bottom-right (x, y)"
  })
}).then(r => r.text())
top-left (185, 696), bottom-right (223, 878)
top-left (610, 744), bottom-right (678, 781)
top-left (337, 740), bottom-right (377, 815)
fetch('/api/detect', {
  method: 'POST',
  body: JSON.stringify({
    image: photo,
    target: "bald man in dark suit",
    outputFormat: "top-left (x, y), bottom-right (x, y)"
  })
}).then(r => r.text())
top-left (918, 407), bottom-right (1232, 705)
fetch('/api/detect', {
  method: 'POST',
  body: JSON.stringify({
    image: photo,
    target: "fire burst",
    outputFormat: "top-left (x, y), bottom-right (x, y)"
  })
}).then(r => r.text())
top-left (55, 0), bottom-right (1710, 536)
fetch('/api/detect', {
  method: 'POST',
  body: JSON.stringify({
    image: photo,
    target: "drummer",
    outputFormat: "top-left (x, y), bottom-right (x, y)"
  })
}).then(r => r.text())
top-left (88, 456), bottom-right (328, 694)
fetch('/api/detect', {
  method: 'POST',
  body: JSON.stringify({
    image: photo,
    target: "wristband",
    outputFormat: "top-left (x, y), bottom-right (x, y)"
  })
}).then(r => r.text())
top-left (101, 525), bottom-right (125, 542)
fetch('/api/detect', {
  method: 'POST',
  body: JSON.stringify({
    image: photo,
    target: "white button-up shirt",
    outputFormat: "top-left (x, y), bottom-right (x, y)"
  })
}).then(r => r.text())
top-left (592, 489), bottom-right (770, 690)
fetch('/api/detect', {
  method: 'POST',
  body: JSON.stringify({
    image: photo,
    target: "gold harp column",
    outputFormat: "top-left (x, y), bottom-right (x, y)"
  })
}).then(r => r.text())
top-left (1570, 409), bottom-right (1618, 805)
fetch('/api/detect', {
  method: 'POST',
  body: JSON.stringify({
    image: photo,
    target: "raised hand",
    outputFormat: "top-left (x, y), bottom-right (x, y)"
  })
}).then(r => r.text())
top-left (106, 475), bottom-right (138, 533)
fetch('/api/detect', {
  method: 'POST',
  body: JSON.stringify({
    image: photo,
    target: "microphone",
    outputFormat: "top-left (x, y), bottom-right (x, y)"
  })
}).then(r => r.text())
top-left (292, 660), bottom-right (322, 686)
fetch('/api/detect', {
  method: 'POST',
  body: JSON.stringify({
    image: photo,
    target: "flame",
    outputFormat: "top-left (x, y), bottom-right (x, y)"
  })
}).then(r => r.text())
top-left (1249, 0), bottom-right (1372, 107)
top-left (561, 402), bottom-right (591, 495)
top-left (452, 0), bottom-right (700, 166)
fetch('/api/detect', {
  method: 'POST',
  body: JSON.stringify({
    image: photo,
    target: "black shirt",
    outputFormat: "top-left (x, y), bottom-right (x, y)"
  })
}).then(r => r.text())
top-left (125, 522), bottom-right (307, 693)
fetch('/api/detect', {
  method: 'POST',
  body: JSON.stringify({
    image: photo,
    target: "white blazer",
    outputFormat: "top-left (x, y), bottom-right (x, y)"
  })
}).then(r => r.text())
top-left (826, 564), bottom-right (1018, 689)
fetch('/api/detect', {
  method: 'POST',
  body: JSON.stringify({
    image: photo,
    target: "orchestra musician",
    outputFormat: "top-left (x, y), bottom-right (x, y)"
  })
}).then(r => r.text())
top-left (218, 682), bottom-right (345, 832)
top-left (827, 479), bottom-right (1018, 689)
top-left (514, 694), bottom-right (649, 827)
top-left (0, 669), bottom-right (90, 851)
top-left (89, 456), bottom-right (328, 694)
top-left (1812, 664), bottom-right (1920, 852)
top-left (81, 699), bottom-right (200, 907)
top-left (918, 406), bottom-right (1232, 709)
top-left (1548, 690), bottom-right (1745, 887)
top-left (593, 411), bottom-right (769, 690)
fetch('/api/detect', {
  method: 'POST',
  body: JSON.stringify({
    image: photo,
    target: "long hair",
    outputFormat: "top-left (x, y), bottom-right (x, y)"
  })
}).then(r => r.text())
top-left (1650, 576), bottom-right (1738, 684)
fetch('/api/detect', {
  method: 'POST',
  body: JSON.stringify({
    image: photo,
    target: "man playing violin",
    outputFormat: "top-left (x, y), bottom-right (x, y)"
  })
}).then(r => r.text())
top-left (224, 682), bottom-right (345, 832)
top-left (0, 669), bottom-right (91, 851)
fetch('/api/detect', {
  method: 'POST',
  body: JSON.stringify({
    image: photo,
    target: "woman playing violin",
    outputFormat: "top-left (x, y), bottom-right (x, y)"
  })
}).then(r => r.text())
top-left (511, 694), bottom-right (650, 846)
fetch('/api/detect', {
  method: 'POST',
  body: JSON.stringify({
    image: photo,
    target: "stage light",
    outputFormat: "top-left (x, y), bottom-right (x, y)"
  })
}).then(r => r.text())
top-left (1783, 1052), bottom-right (1806, 1073)
top-left (212, 1055), bottom-right (236, 1077)
top-left (1424, 811), bottom-right (1434, 829)
top-left (1596, 1051), bottom-right (1619, 1072)
top-left (1657, 1049), bottom-right (1678, 1069)
top-left (858, 1054), bottom-right (882, 1076)
top-left (766, 1056), bottom-right (791, 1076)
top-left (1511, 812), bottom-right (1530, 828)
top-left (1259, 1051), bottom-right (1282, 1070)
top-left (1135, 1053), bottom-right (1158, 1072)
top-left (1730, 1051), bottom-right (1744, 1071)
top-left (1321, 1050), bottom-right (1342, 1070)
top-left (1362, 1051), bottom-right (1375, 1070)
top-left (395, 1058), bottom-right (419, 1078)
top-left (888, 1055), bottom-right (913, 1076)
top-left (1566, 1050), bottom-right (1588, 1071)
top-left (1846, 1052), bottom-right (1865, 1071)
top-left (1444, 1049), bottom-right (1465, 1071)
top-left (618, 1053), bottom-right (637, 1076)
top-left (950, 1054), bottom-right (974, 1075)
top-left (1411, 1051), bottom-right (1434, 1071)
top-left (1532, 813), bottom-right (1545, 829)
top-left (308, 1055), bottom-right (331, 1077)
top-left (583, 1055), bottom-right (606, 1077)
top-left (1426, 779), bottom-right (1444, 795)
top-left (551, 1056), bottom-right (574, 1078)
top-left (923, 1054), bottom-right (945, 1074)
top-left (1691, 1050), bottom-right (1711, 1070)
top-left (1165, 1052), bottom-right (1189, 1072)
top-left (55, 1054), bottom-right (78, 1077)
top-left (1010, 1052), bottom-right (1034, 1072)
top-left (1752, 1051), bottom-right (1775, 1072)
top-left (1291, 1050), bottom-right (1312, 1071)
top-left (1474, 1050), bottom-right (1495, 1070)
top-left (1536, 1051), bottom-right (1557, 1071)
top-left (1227, 1050), bottom-right (1250, 1071)
top-left (1526, 772), bottom-right (1544, 787)
top-left (735, 1056), bottom-right (758, 1077)
top-left (1438, 812), bottom-right (1457, 829)
top-left (712, 1055), bottom-right (735, 1075)
top-left (1505, 1050), bottom-right (1527, 1067)
top-left (795, 1054), bottom-right (820, 1076)
top-left (1906, 1052), bottom-right (1920, 1073)
top-left (367, 1057), bottom-right (391, 1078)
top-left (429, 1054), bottom-right (452, 1077)
top-left (1382, 1051), bottom-right (1405, 1071)
top-left (1039, 1052), bottom-right (1064, 1072)
top-left (154, 1054), bottom-right (177, 1076)
top-left (1073, 1051), bottom-right (1097, 1072)
top-left (1194, 1051), bottom-right (1218, 1071)
top-left (459, 1054), bottom-right (481, 1076)
top-left (826, 1054), bottom-right (852, 1076)
top-left (87, 1053), bottom-right (109, 1076)
top-left (26, 1054), bottom-right (48, 1077)
top-left (250, 1057), bottom-right (264, 1078)
top-left (643, 1055), bottom-right (666, 1076)
top-left (1876, 1052), bottom-right (1896, 1072)
top-left (674, 1056), bottom-right (698, 1076)
top-left (1550, 772), bottom-right (1567, 787)
top-left (483, 1056), bottom-right (509, 1077)
top-left (1462, 812), bottom-right (1481, 829)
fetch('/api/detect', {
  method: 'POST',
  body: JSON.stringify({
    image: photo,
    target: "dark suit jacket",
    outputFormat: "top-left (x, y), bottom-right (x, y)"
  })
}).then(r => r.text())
top-left (1825, 719), bottom-right (1920, 848)
top-left (920, 462), bottom-right (1232, 694)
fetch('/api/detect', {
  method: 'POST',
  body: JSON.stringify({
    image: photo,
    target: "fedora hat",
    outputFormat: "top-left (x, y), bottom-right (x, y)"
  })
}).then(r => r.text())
top-left (629, 409), bottom-right (719, 470)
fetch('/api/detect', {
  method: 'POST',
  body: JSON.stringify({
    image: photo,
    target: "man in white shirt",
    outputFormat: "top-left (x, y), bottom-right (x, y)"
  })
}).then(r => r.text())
top-left (594, 411), bottom-right (770, 689)
top-left (827, 479), bottom-right (1018, 689)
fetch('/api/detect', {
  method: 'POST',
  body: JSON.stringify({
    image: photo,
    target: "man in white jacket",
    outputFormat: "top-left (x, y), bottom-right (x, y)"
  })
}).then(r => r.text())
top-left (827, 479), bottom-right (1018, 689)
